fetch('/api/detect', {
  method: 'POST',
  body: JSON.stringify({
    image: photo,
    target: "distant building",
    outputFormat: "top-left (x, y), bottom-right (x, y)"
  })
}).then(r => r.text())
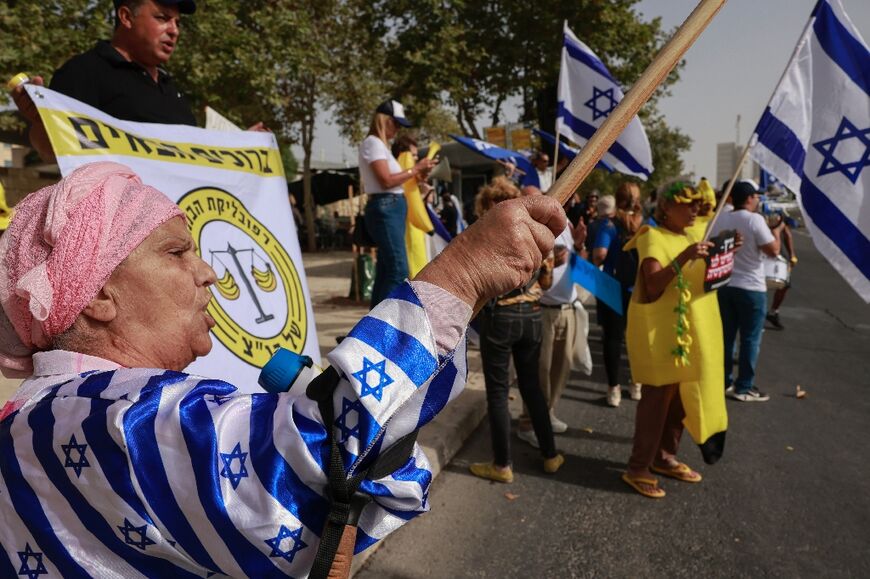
top-left (716, 142), bottom-right (759, 189)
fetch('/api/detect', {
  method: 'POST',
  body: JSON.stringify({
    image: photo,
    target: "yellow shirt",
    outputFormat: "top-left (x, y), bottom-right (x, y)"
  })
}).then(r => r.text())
top-left (624, 225), bottom-right (727, 445)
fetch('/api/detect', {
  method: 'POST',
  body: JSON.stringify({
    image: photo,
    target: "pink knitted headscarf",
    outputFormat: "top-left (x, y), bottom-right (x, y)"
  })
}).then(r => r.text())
top-left (0, 162), bottom-right (183, 377)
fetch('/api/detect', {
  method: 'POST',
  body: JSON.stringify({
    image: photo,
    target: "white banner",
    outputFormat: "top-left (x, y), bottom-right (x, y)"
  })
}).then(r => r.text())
top-left (27, 85), bottom-right (320, 391)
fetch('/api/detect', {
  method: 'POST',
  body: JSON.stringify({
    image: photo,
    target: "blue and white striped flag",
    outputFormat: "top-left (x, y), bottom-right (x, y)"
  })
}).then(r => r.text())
top-left (556, 22), bottom-right (653, 180)
top-left (750, 0), bottom-right (869, 302)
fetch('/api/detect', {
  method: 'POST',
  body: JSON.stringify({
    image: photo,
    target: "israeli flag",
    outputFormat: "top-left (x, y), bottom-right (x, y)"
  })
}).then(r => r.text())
top-left (556, 22), bottom-right (653, 180)
top-left (450, 134), bottom-right (533, 176)
top-left (750, 0), bottom-right (869, 302)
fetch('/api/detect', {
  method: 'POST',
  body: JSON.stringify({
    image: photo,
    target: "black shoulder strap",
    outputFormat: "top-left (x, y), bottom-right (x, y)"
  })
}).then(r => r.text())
top-left (306, 367), bottom-right (419, 579)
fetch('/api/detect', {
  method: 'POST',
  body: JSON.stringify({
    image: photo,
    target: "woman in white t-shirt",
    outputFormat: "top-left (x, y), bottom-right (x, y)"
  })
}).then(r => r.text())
top-left (359, 99), bottom-right (435, 306)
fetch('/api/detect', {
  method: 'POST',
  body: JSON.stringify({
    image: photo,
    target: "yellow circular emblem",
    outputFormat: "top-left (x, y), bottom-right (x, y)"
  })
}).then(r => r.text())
top-left (178, 187), bottom-right (307, 368)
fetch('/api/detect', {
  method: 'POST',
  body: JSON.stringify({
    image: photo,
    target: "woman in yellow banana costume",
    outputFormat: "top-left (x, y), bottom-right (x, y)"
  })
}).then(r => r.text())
top-left (393, 136), bottom-right (435, 277)
top-left (621, 182), bottom-right (728, 499)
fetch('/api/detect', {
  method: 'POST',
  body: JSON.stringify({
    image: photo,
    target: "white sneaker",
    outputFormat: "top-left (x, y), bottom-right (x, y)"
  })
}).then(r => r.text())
top-left (516, 429), bottom-right (539, 448)
top-left (629, 383), bottom-right (642, 401)
top-left (607, 386), bottom-right (622, 408)
top-left (549, 412), bottom-right (568, 434)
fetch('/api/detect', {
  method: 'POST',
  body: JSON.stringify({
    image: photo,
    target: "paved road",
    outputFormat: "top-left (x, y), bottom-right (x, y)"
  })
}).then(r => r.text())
top-left (358, 232), bottom-right (870, 578)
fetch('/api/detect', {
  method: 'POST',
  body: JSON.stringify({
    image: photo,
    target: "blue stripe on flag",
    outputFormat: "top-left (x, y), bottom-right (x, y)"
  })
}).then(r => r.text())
top-left (354, 527), bottom-right (378, 554)
top-left (77, 370), bottom-right (115, 397)
top-left (177, 392), bottom-right (283, 577)
top-left (0, 542), bottom-right (17, 577)
top-left (564, 35), bottom-right (618, 84)
top-left (0, 401), bottom-right (90, 577)
top-left (557, 103), bottom-right (652, 178)
top-left (814, 0), bottom-right (870, 96)
top-left (347, 317), bottom-right (437, 387)
top-left (569, 253), bottom-right (623, 315)
top-left (385, 282), bottom-right (423, 308)
top-left (800, 178), bottom-right (870, 279)
top-left (426, 206), bottom-right (452, 242)
top-left (248, 395), bottom-right (331, 534)
top-left (290, 406), bottom-right (329, 473)
top-left (76, 371), bottom-right (156, 525)
top-left (414, 359), bottom-right (458, 429)
top-left (28, 395), bottom-right (201, 578)
top-left (123, 372), bottom-right (222, 573)
top-left (754, 108), bottom-right (807, 176)
top-left (82, 399), bottom-right (155, 524)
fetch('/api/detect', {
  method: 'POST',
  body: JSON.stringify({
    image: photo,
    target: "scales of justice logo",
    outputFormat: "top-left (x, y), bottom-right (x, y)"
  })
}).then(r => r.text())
top-left (178, 187), bottom-right (307, 368)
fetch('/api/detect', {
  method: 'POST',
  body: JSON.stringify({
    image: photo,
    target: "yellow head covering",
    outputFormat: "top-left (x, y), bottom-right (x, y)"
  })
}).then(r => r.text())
top-left (697, 178), bottom-right (716, 206)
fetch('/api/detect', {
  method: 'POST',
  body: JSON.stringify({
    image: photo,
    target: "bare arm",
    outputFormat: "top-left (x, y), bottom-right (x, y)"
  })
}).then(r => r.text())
top-left (370, 158), bottom-right (435, 191)
top-left (11, 77), bottom-right (56, 163)
top-left (638, 241), bottom-right (713, 303)
top-left (760, 223), bottom-right (784, 257)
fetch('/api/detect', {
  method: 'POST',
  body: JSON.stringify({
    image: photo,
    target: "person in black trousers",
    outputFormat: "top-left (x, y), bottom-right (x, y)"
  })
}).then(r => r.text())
top-left (468, 177), bottom-right (565, 483)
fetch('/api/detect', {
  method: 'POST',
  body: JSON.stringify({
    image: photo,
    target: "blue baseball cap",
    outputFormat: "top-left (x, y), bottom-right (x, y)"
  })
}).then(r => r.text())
top-left (376, 99), bottom-right (412, 128)
top-left (114, 0), bottom-right (196, 15)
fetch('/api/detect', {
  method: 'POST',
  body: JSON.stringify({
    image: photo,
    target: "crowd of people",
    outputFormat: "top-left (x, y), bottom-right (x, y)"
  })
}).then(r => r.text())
top-left (0, 0), bottom-right (804, 574)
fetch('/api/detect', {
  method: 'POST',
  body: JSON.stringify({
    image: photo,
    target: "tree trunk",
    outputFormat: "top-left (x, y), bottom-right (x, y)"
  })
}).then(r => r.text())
top-left (302, 85), bottom-right (318, 253)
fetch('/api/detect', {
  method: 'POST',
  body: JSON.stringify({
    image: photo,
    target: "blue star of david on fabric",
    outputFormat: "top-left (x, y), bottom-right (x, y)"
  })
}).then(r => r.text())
top-left (17, 543), bottom-right (47, 579)
top-left (206, 393), bottom-right (232, 406)
top-left (117, 518), bottom-right (156, 550)
top-left (61, 434), bottom-right (90, 478)
top-left (584, 86), bottom-right (618, 121)
top-left (352, 357), bottom-right (394, 402)
top-left (335, 397), bottom-right (364, 443)
top-left (265, 524), bottom-right (307, 563)
top-left (812, 117), bottom-right (870, 184)
top-left (219, 442), bottom-right (249, 489)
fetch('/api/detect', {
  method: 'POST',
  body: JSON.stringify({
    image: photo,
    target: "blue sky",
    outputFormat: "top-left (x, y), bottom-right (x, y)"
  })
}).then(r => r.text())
top-left (298, 0), bottom-right (870, 181)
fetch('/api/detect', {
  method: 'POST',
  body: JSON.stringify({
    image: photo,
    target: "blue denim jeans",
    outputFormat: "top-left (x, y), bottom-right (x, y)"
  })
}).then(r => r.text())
top-left (718, 286), bottom-right (767, 393)
top-left (364, 194), bottom-right (408, 308)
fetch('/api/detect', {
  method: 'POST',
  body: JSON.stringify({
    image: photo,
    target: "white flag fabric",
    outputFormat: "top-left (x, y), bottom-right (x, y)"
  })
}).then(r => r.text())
top-left (750, 0), bottom-right (870, 302)
top-left (26, 86), bottom-right (321, 389)
top-left (556, 22), bottom-right (654, 180)
top-left (204, 106), bottom-right (243, 132)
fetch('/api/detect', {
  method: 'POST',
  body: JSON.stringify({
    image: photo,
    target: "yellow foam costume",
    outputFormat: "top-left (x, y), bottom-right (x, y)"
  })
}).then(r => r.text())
top-left (0, 180), bottom-right (13, 232)
top-left (625, 224), bottom-right (727, 453)
top-left (686, 178), bottom-right (717, 240)
top-left (397, 151), bottom-right (434, 277)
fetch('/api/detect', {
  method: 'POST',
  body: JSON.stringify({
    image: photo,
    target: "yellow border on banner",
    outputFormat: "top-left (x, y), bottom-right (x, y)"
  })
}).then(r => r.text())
top-left (38, 108), bottom-right (284, 178)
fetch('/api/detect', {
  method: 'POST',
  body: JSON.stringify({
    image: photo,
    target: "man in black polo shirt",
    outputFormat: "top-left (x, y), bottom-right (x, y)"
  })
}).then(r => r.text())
top-left (12, 0), bottom-right (197, 162)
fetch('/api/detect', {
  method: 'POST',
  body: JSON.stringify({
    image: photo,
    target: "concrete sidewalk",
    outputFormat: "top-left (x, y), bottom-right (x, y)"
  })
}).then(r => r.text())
top-left (0, 250), bottom-right (489, 573)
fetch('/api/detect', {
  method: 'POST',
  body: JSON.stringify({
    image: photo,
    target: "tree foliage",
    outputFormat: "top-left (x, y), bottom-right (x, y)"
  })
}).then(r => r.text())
top-left (1, 0), bottom-right (692, 201)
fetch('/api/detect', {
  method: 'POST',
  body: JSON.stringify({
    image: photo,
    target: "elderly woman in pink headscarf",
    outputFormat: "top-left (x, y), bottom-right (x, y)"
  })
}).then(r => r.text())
top-left (0, 162), bottom-right (566, 577)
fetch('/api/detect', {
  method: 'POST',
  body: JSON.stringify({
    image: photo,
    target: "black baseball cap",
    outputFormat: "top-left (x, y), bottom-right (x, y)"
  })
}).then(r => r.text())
top-left (376, 99), bottom-right (412, 127)
top-left (731, 179), bottom-right (762, 207)
top-left (113, 0), bottom-right (197, 15)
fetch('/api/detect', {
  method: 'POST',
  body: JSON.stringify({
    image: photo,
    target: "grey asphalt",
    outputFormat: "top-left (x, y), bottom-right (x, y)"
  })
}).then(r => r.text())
top-left (357, 231), bottom-right (870, 578)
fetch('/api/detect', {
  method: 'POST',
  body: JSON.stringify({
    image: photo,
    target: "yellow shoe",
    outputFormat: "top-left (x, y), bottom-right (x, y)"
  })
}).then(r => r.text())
top-left (543, 453), bottom-right (565, 474)
top-left (469, 462), bottom-right (514, 483)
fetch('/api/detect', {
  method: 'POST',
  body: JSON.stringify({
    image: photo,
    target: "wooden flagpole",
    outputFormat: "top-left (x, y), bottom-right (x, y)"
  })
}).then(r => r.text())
top-left (547, 0), bottom-right (728, 206)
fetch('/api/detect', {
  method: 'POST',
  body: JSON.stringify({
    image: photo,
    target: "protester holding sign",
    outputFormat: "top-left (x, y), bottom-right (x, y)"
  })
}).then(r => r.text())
top-left (0, 162), bottom-right (566, 576)
top-left (622, 182), bottom-right (728, 499)
top-left (710, 180), bottom-right (784, 403)
top-left (359, 100), bottom-right (435, 307)
top-left (11, 0), bottom-right (198, 162)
